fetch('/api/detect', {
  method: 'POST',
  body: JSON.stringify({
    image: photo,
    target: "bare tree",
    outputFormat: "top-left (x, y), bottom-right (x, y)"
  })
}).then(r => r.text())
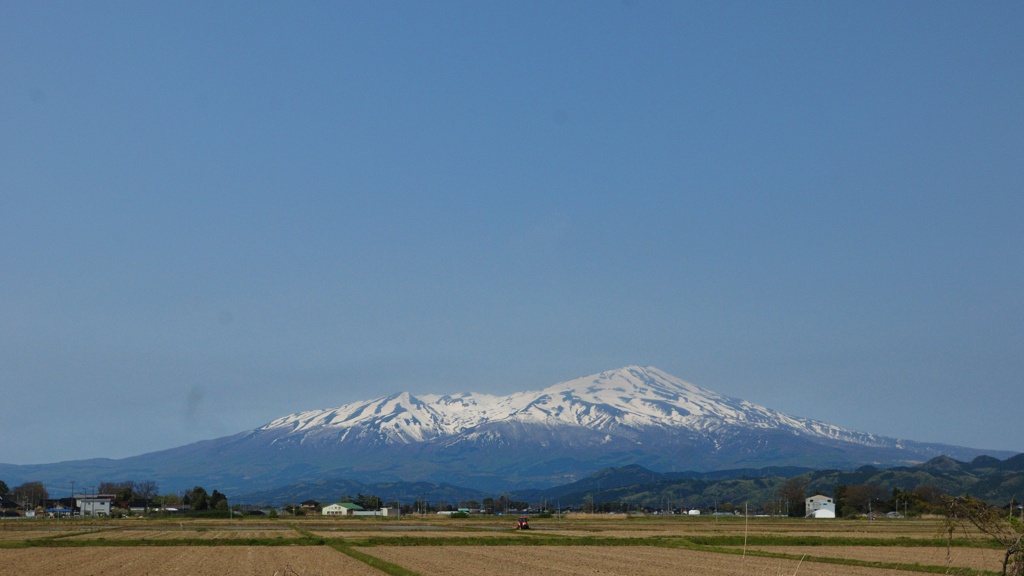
top-left (943, 495), bottom-right (1024, 576)
top-left (845, 484), bottom-right (888, 514)
top-left (136, 480), bottom-right (159, 499)
top-left (777, 477), bottom-right (809, 517)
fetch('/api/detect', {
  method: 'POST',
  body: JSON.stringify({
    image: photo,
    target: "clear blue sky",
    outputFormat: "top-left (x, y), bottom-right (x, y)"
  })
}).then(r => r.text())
top-left (2, 2), bottom-right (1021, 464)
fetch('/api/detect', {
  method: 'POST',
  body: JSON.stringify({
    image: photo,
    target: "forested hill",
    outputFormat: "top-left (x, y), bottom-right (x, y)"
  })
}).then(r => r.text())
top-left (513, 454), bottom-right (1024, 510)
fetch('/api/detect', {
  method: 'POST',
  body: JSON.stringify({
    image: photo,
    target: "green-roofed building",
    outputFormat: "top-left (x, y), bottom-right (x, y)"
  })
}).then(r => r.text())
top-left (322, 502), bottom-right (364, 516)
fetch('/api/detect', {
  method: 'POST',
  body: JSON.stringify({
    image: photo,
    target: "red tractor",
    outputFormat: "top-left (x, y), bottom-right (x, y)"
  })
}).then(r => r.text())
top-left (517, 516), bottom-right (530, 529)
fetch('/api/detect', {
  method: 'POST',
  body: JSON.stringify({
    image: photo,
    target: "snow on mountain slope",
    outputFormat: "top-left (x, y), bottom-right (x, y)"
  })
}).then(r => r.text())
top-left (260, 366), bottom-right (892, 449)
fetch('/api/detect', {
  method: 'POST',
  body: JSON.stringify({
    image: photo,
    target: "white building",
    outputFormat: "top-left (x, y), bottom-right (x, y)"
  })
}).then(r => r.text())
top-left (353, 508), bottom-right (391, 516)
top-left (805, 495), bottom-right (835, 518)
top-left (687, 509), bottom-right (701, 515)
top-left (322, 502), bottom-right (394, 517)
top-left (76, 495), bottom-right (114, 516)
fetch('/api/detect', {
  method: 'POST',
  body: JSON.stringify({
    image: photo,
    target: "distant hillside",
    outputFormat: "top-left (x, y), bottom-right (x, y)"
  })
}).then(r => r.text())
top-left (806, 453), bottom-right (1024, 504)
top-left (237, 479), bottom-right (488, 507)
top-left (511, 463), bottom-right (815, 502)
top-left (519, 454), bottom-right (1024, 508)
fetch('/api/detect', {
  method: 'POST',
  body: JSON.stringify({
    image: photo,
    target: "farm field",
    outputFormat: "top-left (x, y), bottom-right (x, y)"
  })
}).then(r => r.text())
top-left (505, 518), bottom-right (959, 541)
top-left (0, 546), bottom-right (380, 576)
top-left (0, 531), bottom-right (54, 541)
top-left (0, 516), bottom-right (1008, 575)
top-left (363, 545), bottom-right (926, 576)
top-left (735, 545), bottom-right (1005, 573)
top-left (66, 528), bottom-right (300, 540)
top-left (311, 529), bottom-right (519, 540)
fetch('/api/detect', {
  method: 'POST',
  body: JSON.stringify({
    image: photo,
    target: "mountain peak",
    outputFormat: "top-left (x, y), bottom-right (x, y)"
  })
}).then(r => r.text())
top-left (545, 365), bottom-right (701, 395)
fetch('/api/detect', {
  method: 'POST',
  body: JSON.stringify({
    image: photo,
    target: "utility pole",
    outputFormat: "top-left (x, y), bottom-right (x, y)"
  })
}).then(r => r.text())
top-left (744, 502), bottom-right (748, 559)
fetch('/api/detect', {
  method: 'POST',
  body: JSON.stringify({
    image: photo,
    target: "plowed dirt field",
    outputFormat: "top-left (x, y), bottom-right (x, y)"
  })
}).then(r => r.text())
top-left (66, 529), bottom-right (299, 540)
top-left (738, 545), bottom-right (1005, 572)
top-left (364, 544), bottom-right (923, 575)
top-left (0, 531), bottom-right (52, 541)
top-left (0, 546), bottom-right (381, 575)
top-left (311, 530), bottom-right (517, 540)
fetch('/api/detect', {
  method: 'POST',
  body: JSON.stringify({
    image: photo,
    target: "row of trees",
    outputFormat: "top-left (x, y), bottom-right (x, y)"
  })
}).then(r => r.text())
top-left (0, 478), bottom-right (236, 515)
top-left (182, 486), bottom-right (228, 511)
top-left (775, 477), bottom-right (948, 517)
top-left (97, 480), bottom-right (159, 502)
top-left (0, 478), bottom-right (164, 507)
top-left (0, 480), bottom-right (48, 508)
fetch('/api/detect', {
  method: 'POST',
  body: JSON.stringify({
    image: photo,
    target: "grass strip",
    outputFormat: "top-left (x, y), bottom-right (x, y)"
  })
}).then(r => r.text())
top-left (330, 543), bottom-right (423, 576)
top-left (39, 528), bottom-right (113, 540)
top-left (286, 524), bottom-right (318, 540)
top-left (684, 535), bottom-right (1002, 549)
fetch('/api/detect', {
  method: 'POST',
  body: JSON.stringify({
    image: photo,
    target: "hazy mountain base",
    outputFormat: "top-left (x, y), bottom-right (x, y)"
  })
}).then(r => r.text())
top-left (235, 463), bottom-right (822, 507)
top-left (236, 479), bottom-right (490, 508)
top-left (0, 424), bottom-right (1013, 496)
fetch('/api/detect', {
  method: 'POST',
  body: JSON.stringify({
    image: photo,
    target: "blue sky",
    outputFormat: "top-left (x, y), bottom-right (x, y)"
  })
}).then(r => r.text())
top-left (2, 1), bottom-right (1022, 464)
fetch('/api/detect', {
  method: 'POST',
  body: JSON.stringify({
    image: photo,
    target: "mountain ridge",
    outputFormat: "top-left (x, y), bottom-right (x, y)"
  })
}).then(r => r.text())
top-left (259, 366), bottom-right (905, 450)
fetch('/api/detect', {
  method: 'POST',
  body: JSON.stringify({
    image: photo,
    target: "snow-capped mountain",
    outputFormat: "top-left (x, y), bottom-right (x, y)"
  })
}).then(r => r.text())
top-left (1, 366), bottom-right (1013, 494)
top-left (259, 366), bottom-right (893, 450)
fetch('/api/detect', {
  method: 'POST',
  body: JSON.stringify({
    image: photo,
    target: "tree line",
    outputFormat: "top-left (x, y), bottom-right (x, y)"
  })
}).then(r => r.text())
top-left (775, 476), bottom-right (951, 517)
top-left (0, 478), bottom-right (235, 515)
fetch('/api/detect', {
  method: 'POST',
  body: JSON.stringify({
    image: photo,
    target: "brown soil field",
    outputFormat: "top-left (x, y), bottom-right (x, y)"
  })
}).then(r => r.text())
top-left (364, 545), bottom-right (925, 576)
top-left (0, 531), bottom-right (55, 541)
top-left (311, 530), bottom-right (519, 540)
top-left (737, 545), bottom-right (1006, 572)
top-left (554, 529), bottom-right (678, 539)
top-left (260, 517), bottom-right (974, 540)
top-left (0, 546), bottom-right (381, 576)
top-left (555, 526), bottom-right (951, 540)
top-left (502, 518), bottom-right (955, 538)
top-left (67, 529), bottom-right (300, 540)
